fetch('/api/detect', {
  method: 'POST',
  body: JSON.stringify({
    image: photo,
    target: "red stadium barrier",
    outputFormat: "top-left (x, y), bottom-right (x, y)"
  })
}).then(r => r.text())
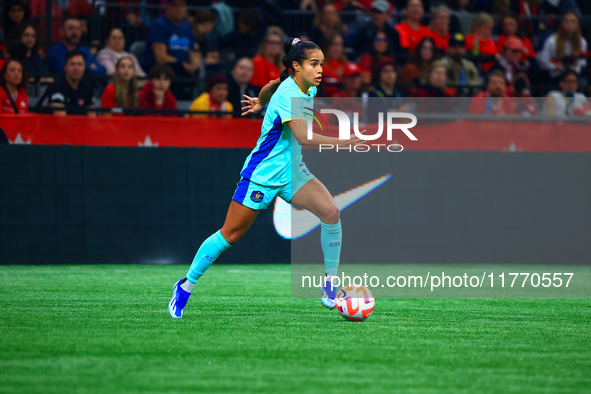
top-left (2, 114), bottom-right (591, 151)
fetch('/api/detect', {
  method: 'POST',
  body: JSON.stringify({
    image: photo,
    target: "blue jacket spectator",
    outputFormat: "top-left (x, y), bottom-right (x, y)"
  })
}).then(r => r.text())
top-left (142, 0), bottom-right (200, 78)
top-left (46, 17), bottom-right (106, 75)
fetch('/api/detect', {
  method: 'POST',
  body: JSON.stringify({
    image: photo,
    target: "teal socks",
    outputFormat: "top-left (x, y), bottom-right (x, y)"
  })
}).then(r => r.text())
top-left (321, 219), bottom-right (342, 275)
top-left (186, 230), bottom-right (231, 283)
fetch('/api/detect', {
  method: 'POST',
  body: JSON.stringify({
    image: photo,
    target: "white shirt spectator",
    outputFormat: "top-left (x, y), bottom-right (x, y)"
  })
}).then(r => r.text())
top-left (96, 45), bottom-right (146, 77)
top-left (544, 91), bottom-right (591, 116)
top-left (537, 33), bottom-right (587, 78)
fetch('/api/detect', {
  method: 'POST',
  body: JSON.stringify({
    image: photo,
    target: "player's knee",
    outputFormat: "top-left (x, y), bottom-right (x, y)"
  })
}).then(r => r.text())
top-left (324, 205), bottom-right (340, 224)
top-left (223, 229), bottom-right (244, 245)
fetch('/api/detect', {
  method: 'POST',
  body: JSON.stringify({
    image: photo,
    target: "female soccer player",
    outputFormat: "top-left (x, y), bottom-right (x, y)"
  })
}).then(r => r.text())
top-left (169, 37), bottom-right (365, 318)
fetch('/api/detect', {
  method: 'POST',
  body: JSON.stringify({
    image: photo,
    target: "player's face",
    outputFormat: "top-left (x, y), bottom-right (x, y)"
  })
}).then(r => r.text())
top-left (22, 26), bottom-right (36, 50)
top-left (5, 61), bottom-right (23, 86)
top-left (108, 29), bottom-right (125, 52)
top-left (211, 83), bottom-right (229, 104)
top-left (560, 75), bottom-right (578, 93)
top-left (152, 75), bottom-right (171, 92)
top-left (65, 55), bottom-right (85, 80)
top-left (296, 49), bottom-right (324, 87)
top-left (117, 58), bottom-right (135, 81)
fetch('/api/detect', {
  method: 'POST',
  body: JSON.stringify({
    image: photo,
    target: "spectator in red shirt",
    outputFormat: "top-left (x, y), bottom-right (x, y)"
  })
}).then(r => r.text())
top-left (468, 70), bottom-right (514, 114)
top-left (416, 61), bottom-right (455, 98)
top-left (399, 36), bottom-right (438, 96)
top-left (395, 0), bottom-right (433, 53)
top-left (0, 59), bottom-right (28, 114)
top-left (139, 64), bottom-right (177, 113)
top-left (100, 56), bottom-right (139, 111)
top-left (430, 5), bottom-right (451, 52)
top-left (251, 26), bottom-right (285, 88)
top-left (356, 30), bottom-right (396, 85)
top-left (322, 31), bottom-right (349, 97)
top-left (495, 14), bottom-right (535, 62)
top-left (466, 12), bottom-right (497, 56)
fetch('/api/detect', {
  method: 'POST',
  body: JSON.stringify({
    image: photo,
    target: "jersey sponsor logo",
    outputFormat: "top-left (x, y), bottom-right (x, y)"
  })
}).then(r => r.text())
top-left (51, 92), bottom-right (65, 103)
top-left (251, 191), bottom-right (264, 203)
top-left (273, 174), bottom-right (392, 239)
top-left (169, 34), bottom-right (190, 51)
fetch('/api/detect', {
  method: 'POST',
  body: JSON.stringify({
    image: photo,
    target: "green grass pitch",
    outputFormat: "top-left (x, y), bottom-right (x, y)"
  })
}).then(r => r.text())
top-left (1, 264), bottom-right (590, 394)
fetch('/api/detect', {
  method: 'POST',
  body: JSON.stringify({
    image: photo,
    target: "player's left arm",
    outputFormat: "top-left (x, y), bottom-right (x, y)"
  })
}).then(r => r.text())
top-left (241, 78), bottom-right (280, 116)
top-left (289, 119), bottom-right (366, 148)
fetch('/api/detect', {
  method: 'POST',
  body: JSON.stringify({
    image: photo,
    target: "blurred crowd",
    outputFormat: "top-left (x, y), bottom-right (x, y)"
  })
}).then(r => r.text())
top-left (0, 0), bottom-right (590, 117)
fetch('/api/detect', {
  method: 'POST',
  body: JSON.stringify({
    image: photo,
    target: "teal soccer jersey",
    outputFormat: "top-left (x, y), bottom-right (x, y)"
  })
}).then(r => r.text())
top-left (239, 76), bottom-right (317, 186)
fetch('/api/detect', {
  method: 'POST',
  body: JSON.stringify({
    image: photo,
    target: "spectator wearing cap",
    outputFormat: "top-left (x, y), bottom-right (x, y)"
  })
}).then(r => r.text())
top-left (333, 63), bottom-right (364, 98)
top-left (0, 59), bottom-right (28, 114)
top-left (356, 30), bottom-right (397, 86)
top-left (544, 70), bottom-right (591, 116)
top-left (189, 74), bottom-right (233, 118)
top-left (495, 14), bottom-right (535, 63)
top-left (395, 0), bottom-right (433, 53)
top-left (468, 70), bottom-right (514, 115)
top-left (139, 64), bottom-right (178, 113)
top-left (142, 0), bottom-right (201, 84)
top-left (227, 57), bottom-right (261, 118)
top-left (251, 26), bottom-right (285, 88)
top-left (490, 36), bottom-right (530, 87)
top-left (440, 33), bottom-right (480, 95)
top-left (399, 36), bottom-right (438, 96)
top-left (368, 58), bottom-right (408, 112)
top-left (429, 5), bottom-right (451, 52)
top-left (465, 12), bottom-right (497, 72)
top-left (322, 31), bottom-right (349, 98)
top-left (46, 17), bottom-right (106, 75)
top-left (353, 0), bottom-right (405, 63)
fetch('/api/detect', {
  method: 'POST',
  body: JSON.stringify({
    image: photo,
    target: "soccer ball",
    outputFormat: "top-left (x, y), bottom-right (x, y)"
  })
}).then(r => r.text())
top-left (334, 285), bottom-right (375, 321)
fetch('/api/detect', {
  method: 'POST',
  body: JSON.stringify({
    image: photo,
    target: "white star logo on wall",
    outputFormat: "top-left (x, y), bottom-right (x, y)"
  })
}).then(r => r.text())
top-left (503, 141), bottom-right (523, 152)
top-left (10, 133), bottom-right (31, 144)
top-left (138, 135), bottom-right (159, 147)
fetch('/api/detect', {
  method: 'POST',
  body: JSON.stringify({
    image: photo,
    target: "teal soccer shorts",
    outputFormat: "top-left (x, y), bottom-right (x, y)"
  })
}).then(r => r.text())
top-left (232, 161), bottom-right (316, 210)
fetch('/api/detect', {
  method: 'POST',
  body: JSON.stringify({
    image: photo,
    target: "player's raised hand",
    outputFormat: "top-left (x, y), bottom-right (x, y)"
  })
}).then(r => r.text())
top-left (241, 95), bottom-right (263, 116)
top-left (338, 129), bottom-right (367, 147)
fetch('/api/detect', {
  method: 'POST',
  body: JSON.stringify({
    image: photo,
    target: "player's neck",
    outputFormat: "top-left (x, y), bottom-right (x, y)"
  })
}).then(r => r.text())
top-left (293, 76), bottom-right (311, 96)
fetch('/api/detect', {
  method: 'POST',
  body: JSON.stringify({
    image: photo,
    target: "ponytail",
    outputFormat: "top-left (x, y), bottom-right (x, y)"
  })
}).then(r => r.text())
top-left (280, 37), bottom-right (321, 82)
